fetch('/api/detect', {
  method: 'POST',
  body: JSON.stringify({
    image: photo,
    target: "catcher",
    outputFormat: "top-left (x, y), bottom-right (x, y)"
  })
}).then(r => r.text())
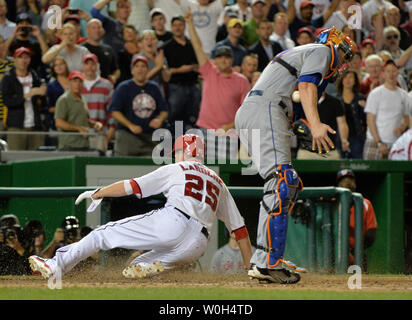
top-left (235, 26), bottom-right (356, 284)
top-left (28, 134), bottom-right (253, 279)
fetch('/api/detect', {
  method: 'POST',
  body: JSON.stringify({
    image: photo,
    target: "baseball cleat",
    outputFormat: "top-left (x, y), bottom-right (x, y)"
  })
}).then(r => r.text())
top-left (248, 265), bottom-right (301, 284)
top-left (122, 261), bottom-right (165, 279)
top-left (29, 255), bottom-right (53, 279)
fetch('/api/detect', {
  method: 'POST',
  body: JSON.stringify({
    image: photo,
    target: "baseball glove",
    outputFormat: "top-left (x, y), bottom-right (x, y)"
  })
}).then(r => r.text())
top-left (292, 119), bottom-right (314, 152)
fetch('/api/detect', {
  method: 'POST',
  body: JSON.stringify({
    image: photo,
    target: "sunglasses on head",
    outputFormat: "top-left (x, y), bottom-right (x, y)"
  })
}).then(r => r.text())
top-left (386, 34), bottom-right (399, 40)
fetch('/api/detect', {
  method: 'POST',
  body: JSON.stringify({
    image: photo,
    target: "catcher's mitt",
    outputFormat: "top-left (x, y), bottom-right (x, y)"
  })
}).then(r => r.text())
top-left (292, 119), bottom-right (313, 152)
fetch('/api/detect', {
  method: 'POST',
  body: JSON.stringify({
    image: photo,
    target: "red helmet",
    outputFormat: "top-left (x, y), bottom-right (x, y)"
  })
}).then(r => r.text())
top-left (173, 134), bottom-right (205, 158)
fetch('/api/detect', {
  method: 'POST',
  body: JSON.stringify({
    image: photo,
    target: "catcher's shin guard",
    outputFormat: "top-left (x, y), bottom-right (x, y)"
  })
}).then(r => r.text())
top-left (262, 164), bottom-right (303, 268)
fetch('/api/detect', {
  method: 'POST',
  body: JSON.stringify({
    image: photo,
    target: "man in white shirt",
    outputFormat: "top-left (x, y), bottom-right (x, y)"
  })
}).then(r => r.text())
top-left (363, 59), bottom-right (411, 159)
top-left (218, 0), bottom-right (252, 25)
top-left (175, 0), bottom-right (228, 55)
top-left (269, 12), bottom-right (295, 50)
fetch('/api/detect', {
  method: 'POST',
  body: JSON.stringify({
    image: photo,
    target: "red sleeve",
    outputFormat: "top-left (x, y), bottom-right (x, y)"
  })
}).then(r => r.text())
top-left (363, 198), bottom-right (378, 231)
top-left (233, 225), bottom-right (249, 241)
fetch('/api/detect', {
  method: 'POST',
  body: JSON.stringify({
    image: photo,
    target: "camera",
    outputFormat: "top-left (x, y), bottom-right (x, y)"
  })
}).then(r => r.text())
top-left (20, 26), bottom-right (32, 37)
top-left (4, 228), bottom-right (17, 241)
top-left (68, 8), bottom-right (79, 15)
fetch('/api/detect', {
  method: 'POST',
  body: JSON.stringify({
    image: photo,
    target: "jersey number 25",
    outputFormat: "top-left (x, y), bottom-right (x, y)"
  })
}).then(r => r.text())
top-left (184, 174), bottom-right (220, 211)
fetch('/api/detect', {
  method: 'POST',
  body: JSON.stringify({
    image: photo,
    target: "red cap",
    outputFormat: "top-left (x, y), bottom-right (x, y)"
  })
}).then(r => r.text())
top-left (300, 1), bottom-right (315, 9)
top-left (68, 70), bottom-right (85, 81)
top-left (64, 15), bottom-right (80, 24)
top-left (314, 27), bottom-right (327, 38)
top-left (361, 38), bottom-right (375, 47)
top-left (132, 55), bottom-right (149, 67)
top-left (82, 53), bottom-right (98, 63)
top-left (173, 134), bottom-right (205, 158)
top-left (13, 47), bottom-right (33, 58)
top-left (298, 27), bottom-right (313, 37)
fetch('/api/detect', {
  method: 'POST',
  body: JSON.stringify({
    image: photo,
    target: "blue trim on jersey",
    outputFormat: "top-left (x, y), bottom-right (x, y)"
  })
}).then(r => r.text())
top-left (268, 101), bottom-right (278, 164)
top-left (298, 73), bottom-right (322, 86)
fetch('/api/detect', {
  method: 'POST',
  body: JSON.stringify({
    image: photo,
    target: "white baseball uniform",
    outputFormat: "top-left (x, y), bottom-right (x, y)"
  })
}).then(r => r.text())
top-left (389, 129), bottom-right (412, 160)
top-left (42, 160), bottom-right (247, 276)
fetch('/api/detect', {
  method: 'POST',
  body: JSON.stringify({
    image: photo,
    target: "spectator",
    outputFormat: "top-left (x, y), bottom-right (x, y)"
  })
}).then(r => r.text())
top-left (363, 59), bottom-right (411, 160)
top-left (336, 69), bottom-right (367, 159)
top-left (0, 214), bottom-right (31, 275)
top-left (385, 6), bottom-right (411, 51)
top-left (251, 70), bottom-right (261, 86)
top-left (116, 24), bottom-right (141, 86)
top-left (41, 216), bottom-right (81, 258)
top-left (0, 0), bottom-right (16, 40)
top-left (247, 19), bottom-right (282, 72)
top-left (128, 0), bottom-right (151, 33)
top-left (360, 38), bottom-right (376, 64)
top-left (295, 92), bottom-right (349, 160)
top-left (149, 0), bottom-right (184, 32)
top-left (54, 70), bottom-right (103, 151)
top-left (60, 13), bottom-right (89, 45)
top-left (91, 0), bottom-right (131, 56)
top-left (133, 29), bottom-right (171, 96)
top-left (68, 0), bottom-right (108, 37)
top-left (360, 54), bottom-right (383, 97)
top-left (1, 47), bottom-right (46, 150)
top-left (109, 55), bottom-right (168, 157)
top-left (381, 26), bottom-right (403, 61)
top-left (42, 0), bottom-right (67, 47)
top-left (286, 0), bottom-right (340, 44)
top-left (323, 0), bottom-right (358, 30)
top-left (45, 56), bottom-right (69, 145)
top-left (42, 23), bottom-right (90, 72)
top-left (242, 0), bottom-right (268, 48)
top-left (20, 219), bottom-right (45, 257)
top-left (216, 6), bottom-right (240, 43)
top-left (389, 127), bottom-right (412, 160)
top-left (0, 33), bottom-right (13, 132)
top-left (161, 15), bottom-right (200, 130)
top-left (81, 53), bottom-right (115, 153)
top-left (362, 0), bottom-right (396, 35)
top-left (348, 51), bottom-right (368, 82)
top-left (211, 18), bottom-right (247, 72)
top-left (150, 8), bottom-right (173, 48)
top-left (210, 231), bottom-right (256, 274)
top-left (270, 12), bottom-right (295, 50)
top-left (82, 18), bottom-right (120, 84)
top-left (176, 0), bottom-right (228, 55)
top-left (218, 0), bottom-right (252, 25)
top-left (240, 53), bottom-right (259, 84)
top-left (336, 169), bottom-right (378, 271)
top-left (17, 0), bottom-right (43, 28)
top-left (296, 26), bottom-right (313, 45)
top-left (186, 11), bottom-right (250, 159)
top-left (5, 12), bottom-right (49, 77)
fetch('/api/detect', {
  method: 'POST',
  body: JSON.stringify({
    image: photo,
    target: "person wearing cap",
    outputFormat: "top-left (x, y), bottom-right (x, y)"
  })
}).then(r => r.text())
top-left (150, 8), bottom-right (173, 47)
top-left (174, 0), bottom-right (229, 55)
top-left (92, 0), bottom-right (131, 55)
top-left (82, 18), bottom-right (120, 83)
top-left (108, 55), bottom-right (168, 156)
top-left (286, 0), bottom-right (341, 44)
top-left (60, 13), bottom-right (88, 45)
top-left (242, 0), bottom-right (269, 48)
top-left (81, 53), bottom-right (115, 153)
top-left (0, 0), bottom-right (16, 41)
top-left (185, 10), bottom-right (250, 158)
top-left (296, 26), bottom-right (313, 45)
top-left (160, 14), bottom-right (201, 130)
top-left (270, 12), bottom-right (295, 51)
top-left (1, 46), bottom-right (47, 150)
top-left (248, 18), bottom-right (282, 72)
top-left (0, 213), bottom-right (32, 275)
top-left (360, 38), bottom-right (375, 62)
top-left (54, 70), bottom-right (103, 151)
top-left (211, 18), bottom-right (247, 71)
top-left (42, 23), bottom-right (90, 72)
top-left (132, 29), bottom-right (171, 96)
top-left (148, 0), bottom-right (184, 32)
top-left (216, 6), bottom-right (240, 42)
top-left (336, 169), bottom-right (378, 270)
top-left (363, 59), bottom-right (411, 160)
top-left (4, 12), bottom-right (48, 77)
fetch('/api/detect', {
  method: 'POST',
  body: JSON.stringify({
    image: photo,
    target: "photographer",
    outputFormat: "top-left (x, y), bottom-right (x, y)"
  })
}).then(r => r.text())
top-left (0, 214), bottom-right (32, 275)
top-left (41, 216), bottom-right (81, 259)
top-left (21, 220), bottom-right (46, 256)
top-left (4, 12), bottom-right (48, 78)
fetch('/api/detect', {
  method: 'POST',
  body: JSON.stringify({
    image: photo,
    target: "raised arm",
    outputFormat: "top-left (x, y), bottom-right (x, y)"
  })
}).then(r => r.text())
top-left (323, 0), bottom-right (341, 23)
top-left (185, 8), bottom-right (209, 67)
top-left (286, 0), bottom-right (296, 25)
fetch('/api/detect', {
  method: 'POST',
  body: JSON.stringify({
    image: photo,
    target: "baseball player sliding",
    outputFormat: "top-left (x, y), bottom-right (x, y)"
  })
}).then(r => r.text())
top-left (235, 27), bottom-right (356, 284)
top-left (29, 134), bottom-right (253, 279)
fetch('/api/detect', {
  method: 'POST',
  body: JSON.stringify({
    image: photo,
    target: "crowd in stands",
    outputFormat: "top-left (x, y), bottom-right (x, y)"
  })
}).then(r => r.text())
top-left (0, 0), bottom-right (411, 160)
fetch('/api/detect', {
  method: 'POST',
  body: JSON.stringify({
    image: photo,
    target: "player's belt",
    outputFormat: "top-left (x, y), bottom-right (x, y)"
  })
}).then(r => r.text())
top-left (174, 207), bottom-right (209, 239)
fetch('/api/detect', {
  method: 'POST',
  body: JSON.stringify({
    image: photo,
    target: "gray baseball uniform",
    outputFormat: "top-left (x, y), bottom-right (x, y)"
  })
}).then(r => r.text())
top-left (235, 43), bottom-right (334, 271)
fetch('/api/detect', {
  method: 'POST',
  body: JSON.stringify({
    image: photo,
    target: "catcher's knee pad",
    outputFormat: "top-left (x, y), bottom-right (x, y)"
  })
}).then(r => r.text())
top-left (266, 212), bottom-right (288, 267)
